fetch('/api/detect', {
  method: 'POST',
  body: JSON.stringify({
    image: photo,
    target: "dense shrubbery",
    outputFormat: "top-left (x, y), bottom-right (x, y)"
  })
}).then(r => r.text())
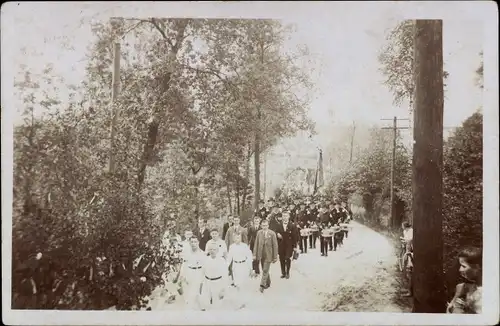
top-left (442, 112), bottom-right (483, 296)
top-left (327, 111), bottom-right (483, 297)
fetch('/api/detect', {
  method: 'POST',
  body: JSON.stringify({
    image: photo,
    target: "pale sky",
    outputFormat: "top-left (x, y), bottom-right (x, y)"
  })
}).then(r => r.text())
top-left (1, 2), bottom-right (484, 193)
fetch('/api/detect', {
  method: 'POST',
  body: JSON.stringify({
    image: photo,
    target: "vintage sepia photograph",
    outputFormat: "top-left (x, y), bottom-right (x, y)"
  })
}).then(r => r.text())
top-left (2, 1), bottom-right (498, 325)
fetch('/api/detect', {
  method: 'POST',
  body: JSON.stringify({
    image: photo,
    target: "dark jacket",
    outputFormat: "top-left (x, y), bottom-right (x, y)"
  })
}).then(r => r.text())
top-left (305, 208), bottom-right (318, 223)
top-left (247, 225), bottom-right (260, 253)
top-left (275, 222), bottom-right (298, 258)
top-left (193, 227), bottom-right (211, 251)
top-left (222, 222), bottom-right (233, 240)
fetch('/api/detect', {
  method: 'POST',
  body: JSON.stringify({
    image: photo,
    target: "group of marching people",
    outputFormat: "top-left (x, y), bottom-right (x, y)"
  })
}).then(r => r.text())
top-left (166, 195), bottom-right (353, 311)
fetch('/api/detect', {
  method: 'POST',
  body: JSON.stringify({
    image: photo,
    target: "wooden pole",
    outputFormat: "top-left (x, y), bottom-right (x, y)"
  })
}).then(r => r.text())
top-left (412, 19), bottom-right (445, 313)
top-left (349, 121), bottom-right (356, 163)
top-left (382, 117), bottom-right (409, 228)
top-left (390, 116), bottom-right (397, 228)
top-left (108, 42), bottom-right (121, 174)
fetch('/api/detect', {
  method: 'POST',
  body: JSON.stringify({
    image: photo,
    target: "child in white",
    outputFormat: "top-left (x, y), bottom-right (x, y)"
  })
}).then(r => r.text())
top-left (199, 243), bottom-right (228, 310)
top-left (179, 237), bottom-right (205, 310)
top-left (205, 229), bottom-right (228, 259)
top-left (227, 233), bottom-right (253, 288)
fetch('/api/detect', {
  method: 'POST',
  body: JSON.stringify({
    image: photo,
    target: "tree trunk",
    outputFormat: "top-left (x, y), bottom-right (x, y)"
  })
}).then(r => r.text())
top-left (194, 182), bottom-right (200, 224)
top-left (236, 180), bottom-right (241, 215)
top-left (136, 21), bottom-right (188, 191)
top-left (253, 128), bottom-right (261, 212)
top-left (241, 144), bottom-right (252, 212)
top-left (226, 183), bottom-right (233, 215)
top-left (412, 19), bottom-right (446, 313)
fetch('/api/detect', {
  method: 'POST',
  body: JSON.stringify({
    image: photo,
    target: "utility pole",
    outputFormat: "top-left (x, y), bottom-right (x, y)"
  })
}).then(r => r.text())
top-left (381, 116), bottom-right (409, 229)
top-left (349, 121), bottom-right (356, 163)
top-left (108, 42), bottom-right (121, 174)
top-left (412, 19), bottom-right (445, 313)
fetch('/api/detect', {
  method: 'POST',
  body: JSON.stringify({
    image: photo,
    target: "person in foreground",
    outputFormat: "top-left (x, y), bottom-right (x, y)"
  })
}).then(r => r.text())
top-left (227, 233), bottom-right (253, 307)
top-left (199, 243), bottom-right (228, 311)
top-left (446, 247), bottom-right (482, 314)
top-left (178, 236), bottom-right (205, 310)
top-left (275, 211), bottom-right (298, 279)
top-left (252, 219), bottom-right (278, 293)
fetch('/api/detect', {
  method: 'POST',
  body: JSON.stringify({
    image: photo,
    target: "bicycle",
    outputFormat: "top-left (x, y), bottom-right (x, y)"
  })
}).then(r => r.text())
top-left (398, 238), bottom-right (413, 272)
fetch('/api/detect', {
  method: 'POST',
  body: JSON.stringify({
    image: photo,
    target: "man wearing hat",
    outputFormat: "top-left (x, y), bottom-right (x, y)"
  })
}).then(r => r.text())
top-left (255, 200), bottom-right (268, 220)
top-left (269, 210), bottom-right (282, 234)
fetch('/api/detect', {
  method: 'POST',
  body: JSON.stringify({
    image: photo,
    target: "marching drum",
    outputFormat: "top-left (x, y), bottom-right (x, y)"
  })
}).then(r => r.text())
top-left (300, 228), bottom-right (311, 237)
top-left (321, 228), bottom-right (334, 238)
top-left (332, 225), bottom-right (341, 234)
top-left (311, 224), bottom-right (319, 233)
top-left (340, 223), bottom-right (349, 231)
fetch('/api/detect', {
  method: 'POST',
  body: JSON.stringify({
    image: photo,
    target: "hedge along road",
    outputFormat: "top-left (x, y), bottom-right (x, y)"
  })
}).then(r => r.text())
top-left (146, 221), bottom-right (407, 312)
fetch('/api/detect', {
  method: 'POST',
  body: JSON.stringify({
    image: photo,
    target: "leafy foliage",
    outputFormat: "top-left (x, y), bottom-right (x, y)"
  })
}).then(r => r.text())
top-left (11, 18), bottom-right (315, 309)
top-left (378, 20), bottom-right (449, 107)
top-left (442, 112), bottom-right (483, 296)
top-left (327, 128), bottom-right (411, 226)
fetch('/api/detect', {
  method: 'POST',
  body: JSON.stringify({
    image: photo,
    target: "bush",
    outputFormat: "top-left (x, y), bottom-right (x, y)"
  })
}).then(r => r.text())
top-left (442, 111), bottom-right (483, 297)
top-left (327, 128), bottom-right (411, 227)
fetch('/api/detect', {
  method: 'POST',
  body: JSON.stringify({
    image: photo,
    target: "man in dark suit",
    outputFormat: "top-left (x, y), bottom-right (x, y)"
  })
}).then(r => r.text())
top-left (193, 218), bottom-right (211, 251)
top-left (275, 211), bottom-right (298, 279)
top-left (253, 219), bottom-right (278, 293)
top-left (269, 210), bottom-right (282, 233)
top-left (247, 215), bottom-right (262, 275)
top-left (255, 200), bottom-right (268, 220)
top-left (297, 203), bottom-right (307, 223)
top-left (222, 215), bottom-right (234, 240)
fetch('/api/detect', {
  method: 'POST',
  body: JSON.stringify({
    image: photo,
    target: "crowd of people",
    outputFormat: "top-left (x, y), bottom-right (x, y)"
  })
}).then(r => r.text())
top-left (161, 195), bottom-right (354, 310)
top-left (159, 196), bottom-right (482, 313)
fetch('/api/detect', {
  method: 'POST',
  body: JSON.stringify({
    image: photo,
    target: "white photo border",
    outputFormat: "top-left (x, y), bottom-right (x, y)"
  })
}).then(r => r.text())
top-left (2, 1), bottom-right (498, 325)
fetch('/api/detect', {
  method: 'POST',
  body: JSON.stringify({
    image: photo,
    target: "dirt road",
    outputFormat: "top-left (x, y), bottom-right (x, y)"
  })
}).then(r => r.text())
top-left (147, 221), bottom-right (408, 312)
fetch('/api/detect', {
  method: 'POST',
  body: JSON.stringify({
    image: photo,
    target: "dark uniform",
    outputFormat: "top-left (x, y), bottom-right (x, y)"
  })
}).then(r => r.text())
top-left (288, 205), bottom-right (297, 223)
top-left (247, 222), bottom-right (261, 275)
top-left (297, 219), bottom-right (309, 253)
top-left (341, 205), bottom-right (353, 238)
top-left (268, 211), bottom-right (282, 233)
top-left (255, 206), bottom-right (270, 220)
top-left (318, 210), bottom-right (331, 256)
top-left (331, 206), bottom-right (345, 246)
top-left (275, 216), bottom-right (298, 278)
top-left (306, 205), bottom-right (318, 249)
top-left (332, 223), bottom-right (342, 251)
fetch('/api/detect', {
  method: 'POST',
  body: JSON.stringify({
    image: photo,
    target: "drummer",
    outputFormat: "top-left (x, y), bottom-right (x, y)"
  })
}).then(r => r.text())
top-left (332, 222), bottom-right (343, 251)
top-left (297, 219), bottom-right (310, 254)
